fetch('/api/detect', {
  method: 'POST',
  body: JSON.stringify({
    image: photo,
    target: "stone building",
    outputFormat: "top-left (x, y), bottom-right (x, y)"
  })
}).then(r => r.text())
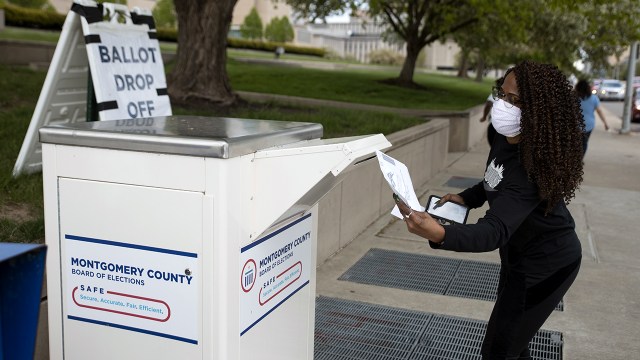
top-left (295, 19), bottom-right (460, 70)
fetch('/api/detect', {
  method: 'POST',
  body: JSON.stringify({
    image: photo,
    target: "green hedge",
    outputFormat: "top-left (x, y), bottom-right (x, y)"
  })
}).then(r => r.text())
top-left (1, 3), bottom-right (66, 30)
top-left (157, 27), bottom-right (324, 57)
top-left (227, 37), bottom-right (325, 57)
top-left (156, 26), bottom-right (178, 42)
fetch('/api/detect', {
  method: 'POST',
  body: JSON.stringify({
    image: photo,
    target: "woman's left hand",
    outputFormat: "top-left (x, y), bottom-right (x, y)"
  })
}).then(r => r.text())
top-left (395, 197), bottom-right (445, 243)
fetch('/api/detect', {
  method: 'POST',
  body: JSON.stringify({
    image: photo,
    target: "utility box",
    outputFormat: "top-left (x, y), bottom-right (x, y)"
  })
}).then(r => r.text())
top-left (0, 243), bottom-right (47, 360)
top-left (40, 115), bottom-right (390, 360)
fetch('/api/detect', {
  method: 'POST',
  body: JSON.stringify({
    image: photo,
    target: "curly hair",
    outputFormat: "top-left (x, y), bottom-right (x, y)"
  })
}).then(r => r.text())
top-left (511, 60), bottom-right (585, 214)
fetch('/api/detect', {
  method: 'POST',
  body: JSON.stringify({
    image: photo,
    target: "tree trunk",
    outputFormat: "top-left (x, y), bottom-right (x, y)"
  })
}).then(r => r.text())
top-left (475, 56), bottom-right (485, 82)
top-left (457, 50), bottom-right (469, 78)
top-left (169, 0), bottom-right (239, 107)
top-left (397, 41), bottom-right (421, 86)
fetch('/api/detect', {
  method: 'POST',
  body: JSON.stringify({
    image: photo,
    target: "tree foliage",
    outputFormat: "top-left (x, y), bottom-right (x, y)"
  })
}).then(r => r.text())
top-left (265, 16), bottom-right (294, 43)
top-left (451, 0), bottom-right (640, 80)
top-left (452, 0), bottom-right (534, 80)
top-left (152, 0), bottom-right (177, 28)
top-left (279, 0), bottom-right (349, 23)
top-left (517, 5), bottom-right (585, 73)
top-left (284, 0), bottom-right (485, 86)
top-left (240, 7), bottom-right (263, 40)
top-left (367, 0), bottom-right (481, 86)
top-left (284, 0), bottom-right (640, 84)
top-left (575, 0), bottom-right (640, 72)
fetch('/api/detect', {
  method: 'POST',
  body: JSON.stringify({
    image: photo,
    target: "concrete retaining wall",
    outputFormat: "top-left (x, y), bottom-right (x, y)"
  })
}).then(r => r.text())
top-left (447, 105), bottom-right (486, 153)
top-left (0, 40), bottom-right (56, 68)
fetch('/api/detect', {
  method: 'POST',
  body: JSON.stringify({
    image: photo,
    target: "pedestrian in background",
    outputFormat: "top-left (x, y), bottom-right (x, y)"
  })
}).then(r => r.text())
top-left (274, 46), bottom-right (285, 59)
top-left (480, 92), bottom-right (497, 146)
top-left (575, 79), bottom-right (609, 157)
top-left (395, 60), bottom-right (585, 360)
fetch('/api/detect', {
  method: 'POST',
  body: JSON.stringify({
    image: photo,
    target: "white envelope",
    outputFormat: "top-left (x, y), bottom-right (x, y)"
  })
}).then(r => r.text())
top-left (376, 150), bottom-right (424, 219)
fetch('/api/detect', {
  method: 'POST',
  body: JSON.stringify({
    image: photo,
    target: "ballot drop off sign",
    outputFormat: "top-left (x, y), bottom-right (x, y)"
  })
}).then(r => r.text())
top-left (239, 213), bottom-right (313, 336)
top-left (64, 234), bottom-right (198, 344)
top-left (84, 22), bottom-right (171, 120)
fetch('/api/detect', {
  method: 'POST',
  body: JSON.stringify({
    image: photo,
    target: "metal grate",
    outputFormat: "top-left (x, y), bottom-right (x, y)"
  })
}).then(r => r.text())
top-left (340, 249), bottom-right (563, 311)
top-left (315, 296), bottom-right (563, 360)
top-left (444, 176), bottom-right (483, 189)
top-left (409, 314), bottom-right (487, 360)
top-left (338, 248), bottom-right (460, 295)
top-left (315, 297), bottom-right (429, 360)
top-left (446, 259), bottom-right (501, 302)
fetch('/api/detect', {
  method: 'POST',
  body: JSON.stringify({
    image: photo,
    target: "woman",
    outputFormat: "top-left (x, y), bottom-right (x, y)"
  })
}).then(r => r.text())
top-left (395, 60), bottom-right (584, 360)
top-left (575, 79), bottom-right (609, 156)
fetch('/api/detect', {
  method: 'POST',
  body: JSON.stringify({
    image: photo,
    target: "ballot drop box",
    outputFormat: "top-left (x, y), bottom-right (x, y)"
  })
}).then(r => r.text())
top-left (40, 116), bottom-right (390, 360)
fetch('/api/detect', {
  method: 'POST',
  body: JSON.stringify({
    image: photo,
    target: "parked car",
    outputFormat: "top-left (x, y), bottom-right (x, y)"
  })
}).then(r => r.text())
top-left (633, 89), bottom-right (640, 123)
top-left (596, 79), bottom-right (625, 101)
top-left (591, 79), bottom-right (602, 95)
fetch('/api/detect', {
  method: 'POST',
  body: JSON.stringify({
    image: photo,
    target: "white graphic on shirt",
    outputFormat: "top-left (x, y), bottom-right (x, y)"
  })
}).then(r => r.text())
top-left (484, 158), bottom-right (504, 189)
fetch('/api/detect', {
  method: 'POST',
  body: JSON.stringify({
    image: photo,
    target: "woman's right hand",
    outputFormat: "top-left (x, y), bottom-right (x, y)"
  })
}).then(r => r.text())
top-left (437, 193), bottom-right (465, 206)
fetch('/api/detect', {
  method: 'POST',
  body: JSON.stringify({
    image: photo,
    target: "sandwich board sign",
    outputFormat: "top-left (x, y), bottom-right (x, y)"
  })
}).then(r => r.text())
top-left (12, 0), bottom-right (171, 177)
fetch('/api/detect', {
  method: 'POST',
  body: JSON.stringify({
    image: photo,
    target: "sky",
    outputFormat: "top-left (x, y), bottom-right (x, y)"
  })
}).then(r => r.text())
top-left (326, 14), bottom-right (350, 23)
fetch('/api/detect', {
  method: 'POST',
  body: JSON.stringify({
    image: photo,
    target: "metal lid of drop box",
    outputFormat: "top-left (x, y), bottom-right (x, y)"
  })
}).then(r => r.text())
top-left (39, 116), bottom-right (324, 158)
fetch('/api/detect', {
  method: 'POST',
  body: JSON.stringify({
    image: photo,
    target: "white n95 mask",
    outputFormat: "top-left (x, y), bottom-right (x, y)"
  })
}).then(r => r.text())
top-left (491, 99), bottom-right (522, 137)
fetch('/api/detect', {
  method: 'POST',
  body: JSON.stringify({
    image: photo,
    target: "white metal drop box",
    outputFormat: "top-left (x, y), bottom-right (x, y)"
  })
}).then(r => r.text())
top-left (40, 116), bottom-right (390, 360)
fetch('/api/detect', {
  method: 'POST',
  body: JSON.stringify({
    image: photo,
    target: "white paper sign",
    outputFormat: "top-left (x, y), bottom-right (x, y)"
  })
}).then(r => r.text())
top-left (83, 21), bottom-right (171, 120)
top-left (64, 235), bottom-right (198, 344)
top-left (239, 213), bottom-right (313, 336)
top-left (376, 150), bottom-right (423, 218)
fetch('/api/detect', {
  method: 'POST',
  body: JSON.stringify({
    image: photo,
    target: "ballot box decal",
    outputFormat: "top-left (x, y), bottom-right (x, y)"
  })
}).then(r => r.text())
top-left (64, 234), bottom-right (198, 344)
top-left (239, 213), bottom-right (313, 336)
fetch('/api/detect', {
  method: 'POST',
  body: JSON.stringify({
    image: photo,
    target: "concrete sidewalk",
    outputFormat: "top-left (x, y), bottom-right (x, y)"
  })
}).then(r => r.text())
top-left (316, 108), bottom-right (640, 359)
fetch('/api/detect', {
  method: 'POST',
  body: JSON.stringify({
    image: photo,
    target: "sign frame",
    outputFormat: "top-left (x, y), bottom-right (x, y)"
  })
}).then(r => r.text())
top-left (12, 0), bottom-right (171, 177)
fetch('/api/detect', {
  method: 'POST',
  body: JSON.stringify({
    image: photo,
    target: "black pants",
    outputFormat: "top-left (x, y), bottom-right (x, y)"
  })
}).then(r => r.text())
top-left (582, 131), bottom-right (592, 157)
top-left (481, 258), bottom-right (581, 360)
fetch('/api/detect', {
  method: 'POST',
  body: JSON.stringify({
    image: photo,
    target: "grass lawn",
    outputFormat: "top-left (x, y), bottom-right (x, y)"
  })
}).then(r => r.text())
top-left (0, 26), bottom-right (61, 43)
top-left (1, 26), bottom-right (492, 111)
top-left (1, 66), bottom-right (47, 244)
top-left (228, 59), bottom-right (491, 110)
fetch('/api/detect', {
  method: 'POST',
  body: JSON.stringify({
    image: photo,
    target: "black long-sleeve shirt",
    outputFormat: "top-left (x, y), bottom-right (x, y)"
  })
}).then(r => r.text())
top-left (433, 135), bottom-right (582, 275)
